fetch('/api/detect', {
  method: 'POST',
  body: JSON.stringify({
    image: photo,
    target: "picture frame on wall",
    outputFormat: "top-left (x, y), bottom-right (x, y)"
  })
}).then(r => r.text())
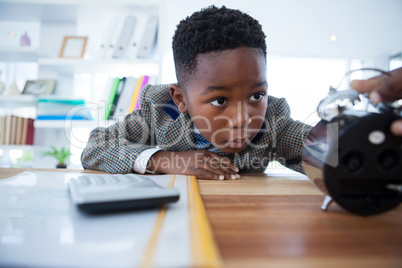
top-left (58, 36), bottom-right (88, 58)
top-left (22, 80), bottom-right (56, 95)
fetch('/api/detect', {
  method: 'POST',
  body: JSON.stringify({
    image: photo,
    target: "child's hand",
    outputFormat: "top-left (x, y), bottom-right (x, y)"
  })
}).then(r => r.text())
top-left (146, 150), bottom-right (240, 180)
top-left (350, 67), bottom-right (402, 136)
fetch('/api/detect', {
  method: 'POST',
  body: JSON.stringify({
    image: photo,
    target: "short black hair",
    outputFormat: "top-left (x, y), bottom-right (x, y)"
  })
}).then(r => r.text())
top-left (172, 5), bottom-right (267, 88)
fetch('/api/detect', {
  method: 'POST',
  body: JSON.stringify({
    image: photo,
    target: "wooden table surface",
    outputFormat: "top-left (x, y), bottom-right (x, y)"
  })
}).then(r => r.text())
top-left (1, 168), bottom-right (401, 268)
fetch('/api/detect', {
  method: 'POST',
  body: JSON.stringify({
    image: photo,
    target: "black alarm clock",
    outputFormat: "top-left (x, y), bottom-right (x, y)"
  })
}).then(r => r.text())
top-left (302, 87), bottom-right (402, 216)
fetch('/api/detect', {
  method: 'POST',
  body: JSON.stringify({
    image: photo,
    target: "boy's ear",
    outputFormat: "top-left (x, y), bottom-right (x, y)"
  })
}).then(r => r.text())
top-left (169, 84), bottom-right (188, 113)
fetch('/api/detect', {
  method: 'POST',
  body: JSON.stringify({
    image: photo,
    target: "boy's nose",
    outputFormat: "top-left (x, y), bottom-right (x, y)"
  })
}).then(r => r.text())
top-left (229, 102), bottom-right (251, 128)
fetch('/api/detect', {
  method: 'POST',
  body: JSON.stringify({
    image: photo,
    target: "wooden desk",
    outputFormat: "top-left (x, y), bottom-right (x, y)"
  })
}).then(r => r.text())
top-left (1, 168), bottom-right (401, 268)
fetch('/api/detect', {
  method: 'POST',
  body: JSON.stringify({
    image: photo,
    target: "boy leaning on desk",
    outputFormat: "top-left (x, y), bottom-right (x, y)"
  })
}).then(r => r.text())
top-left (81, 5), bottom-right (402, 179)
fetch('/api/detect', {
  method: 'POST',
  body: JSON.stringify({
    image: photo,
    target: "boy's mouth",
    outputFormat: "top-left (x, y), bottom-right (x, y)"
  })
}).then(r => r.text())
top-left (226, 137), bottom-right (249, 149)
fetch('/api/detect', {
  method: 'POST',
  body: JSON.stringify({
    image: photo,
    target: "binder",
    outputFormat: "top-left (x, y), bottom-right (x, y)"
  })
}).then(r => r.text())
top-left (127, 76), bottom-right (147, 113)
top-left (137, 14), bottom-right (158, 59)
top-left (109, 77), bottom-right (126, 118)
top-left (104, 17), bottom-right (125, 59)
top-left (113, 76), bottom-right (137, 120)
top-left (95, 16), bottom-right (118, 59)
top-left (113, 15), bottom-right (137, 59)
top-left (135, 75), bottom-right (149, 110)
top-left (104, 78), bottom-right (121, 120)
top-left (126, 13), bottom-right (148, 60)
top-left (98, 77), bottom-right (114, 121)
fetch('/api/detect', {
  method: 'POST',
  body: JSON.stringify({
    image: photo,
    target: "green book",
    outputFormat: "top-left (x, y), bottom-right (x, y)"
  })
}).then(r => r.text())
top-left (104, 78), bottom-right (121, 120)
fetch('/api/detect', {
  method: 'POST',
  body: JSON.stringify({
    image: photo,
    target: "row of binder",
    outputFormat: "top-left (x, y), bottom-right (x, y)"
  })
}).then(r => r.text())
top-left (102, 75), bottom-right (155, 120)
top-left (96, 13), bottom-right (158, 60)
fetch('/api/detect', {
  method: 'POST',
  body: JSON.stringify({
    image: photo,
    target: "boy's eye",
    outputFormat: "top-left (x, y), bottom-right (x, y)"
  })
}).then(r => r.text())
top-left (211, 97), bottom-right (227, 106)
top-left (250, 93), bottom-right (265, 101)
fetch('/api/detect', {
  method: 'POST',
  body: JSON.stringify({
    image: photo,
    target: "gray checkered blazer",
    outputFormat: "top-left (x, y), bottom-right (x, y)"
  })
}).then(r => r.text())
top-left (81, 84), bottom-right (311, 174)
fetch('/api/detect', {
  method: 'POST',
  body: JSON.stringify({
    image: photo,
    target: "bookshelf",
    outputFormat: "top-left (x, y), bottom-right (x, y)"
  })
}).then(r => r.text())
top-left (0, 0), bottom-right (166, 168)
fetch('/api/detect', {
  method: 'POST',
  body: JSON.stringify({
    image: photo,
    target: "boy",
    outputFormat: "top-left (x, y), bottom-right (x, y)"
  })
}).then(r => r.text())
top-left (81, 6), bottom-right (311, 180)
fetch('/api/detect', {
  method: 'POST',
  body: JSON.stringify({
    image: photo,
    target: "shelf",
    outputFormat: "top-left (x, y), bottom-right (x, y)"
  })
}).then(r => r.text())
top-left (0, 46), bottom-right (43, 62)
top-left (37, 58), bottom-right (160, 75)
top-left (0, 95), bottom-right (84, 107)
top-left (0, 0), bottom-right (162, 6)
top-left (0, 144), bottom-right (45, 150)
top-left (0, 95), bottom-right (38, 109)
top-left (0, 95), bottom-right (38, 103)
top-left (34, 120), bottom-right (116, 129)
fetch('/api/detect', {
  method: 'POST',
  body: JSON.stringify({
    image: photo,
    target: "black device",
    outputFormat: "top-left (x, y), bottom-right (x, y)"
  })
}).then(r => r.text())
top-left (302, 86), bottom-right (402, 216)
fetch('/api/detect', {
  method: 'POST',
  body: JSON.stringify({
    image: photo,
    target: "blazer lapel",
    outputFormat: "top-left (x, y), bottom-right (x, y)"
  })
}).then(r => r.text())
top-left (157, 112), bottom-right (196, 151)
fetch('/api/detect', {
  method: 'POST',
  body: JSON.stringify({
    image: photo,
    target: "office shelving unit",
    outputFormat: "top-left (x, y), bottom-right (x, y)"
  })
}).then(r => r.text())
top-left (0, 0), bottom-right (166, 168)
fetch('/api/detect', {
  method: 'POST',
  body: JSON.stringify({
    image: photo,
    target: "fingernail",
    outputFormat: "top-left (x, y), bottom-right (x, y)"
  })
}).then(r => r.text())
top-left (370, 92), bottom-right (381, 104)
top-left (219, 175), bottom-right (224, 180)
top-left (236, 174), bottom-right (241, 179)
top-left (231, 174), bottom-right (236, 180)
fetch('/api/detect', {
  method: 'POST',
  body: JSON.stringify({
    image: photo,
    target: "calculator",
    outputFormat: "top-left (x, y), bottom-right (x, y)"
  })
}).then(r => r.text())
top-left (68, 174), bottom-right (180, 213)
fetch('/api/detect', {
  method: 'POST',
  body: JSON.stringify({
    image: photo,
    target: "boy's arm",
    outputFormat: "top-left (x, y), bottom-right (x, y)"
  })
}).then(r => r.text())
top-left (81, 110), bottom-right (154, 173)
top-left (270, 97), bottom-right (312, 174)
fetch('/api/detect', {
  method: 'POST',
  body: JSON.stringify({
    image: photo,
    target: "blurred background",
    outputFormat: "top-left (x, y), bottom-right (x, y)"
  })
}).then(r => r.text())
top-left (0, 0), bottom-right (401, 169)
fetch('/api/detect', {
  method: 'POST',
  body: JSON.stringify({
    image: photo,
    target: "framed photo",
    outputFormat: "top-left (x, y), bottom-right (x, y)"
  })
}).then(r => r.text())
top-left (58, 36), bottom-right (88, 58)
top-left (22, 80), bottom-right (56, 95)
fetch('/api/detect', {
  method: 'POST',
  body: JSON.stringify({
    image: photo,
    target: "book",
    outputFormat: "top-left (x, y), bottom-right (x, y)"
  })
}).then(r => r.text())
top-left (36, 99), bottom-right (91, 121)
top-left (113, 76), bottom-right (137, 120)
top-left (25, 118), bottom-right (35, 145)
top-left (20, 117), bottom-right (28, 145)
top-left (137, 14), bottom-right (158, 59)
top-left (15, 116), bottom-right (23, 145)
top-left (4, 115), bottom-right (12, 145)
top-left (104, 78), bottom-right (121, 120)
top-left (0, 116), bottom-right (3, 144)
top-left (113, 15), bottom-right (137, 59)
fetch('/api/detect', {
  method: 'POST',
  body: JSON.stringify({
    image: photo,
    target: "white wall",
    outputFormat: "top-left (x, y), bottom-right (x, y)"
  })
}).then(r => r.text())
top-left (162, 0), bottom-right (402, 59)
top-left (160, 0), bottom-right (402, 124)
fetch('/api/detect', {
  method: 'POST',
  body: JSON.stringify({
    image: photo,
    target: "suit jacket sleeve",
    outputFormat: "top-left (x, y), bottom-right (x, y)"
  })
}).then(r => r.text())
top-left (81, 86), bottom-right (156, 174)
top-left (269, 97), bottom-right (312, 174)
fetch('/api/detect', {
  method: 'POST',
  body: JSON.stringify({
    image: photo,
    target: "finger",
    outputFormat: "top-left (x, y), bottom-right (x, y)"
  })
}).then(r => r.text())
top-left (193, 168), bottom-right (223, 180)
top-left (195, 160), bottom-right (229, 180)
top-left (205, 154), bottom-right (238, 179)
top-left (207, 151), bottom-right (239, 174)
top-left (391, 119), bottom-right (402, 137)
top-left (375, 81), bottom-right (402, 103)
top-left (350, 78), bottom-right (383, 94)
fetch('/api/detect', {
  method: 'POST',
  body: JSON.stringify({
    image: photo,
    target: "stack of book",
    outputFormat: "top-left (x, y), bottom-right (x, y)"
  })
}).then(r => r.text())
top-left (0, 115), bottom-right (35, 145)
top-left (36, 99), bottom-right (92, 121)
top-left (101, 75), bottom-right (154, 120)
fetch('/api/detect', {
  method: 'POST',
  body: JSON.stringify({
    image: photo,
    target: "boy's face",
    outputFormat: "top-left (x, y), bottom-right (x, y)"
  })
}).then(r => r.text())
top-left (170, 47), bottom-right (268, 153)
